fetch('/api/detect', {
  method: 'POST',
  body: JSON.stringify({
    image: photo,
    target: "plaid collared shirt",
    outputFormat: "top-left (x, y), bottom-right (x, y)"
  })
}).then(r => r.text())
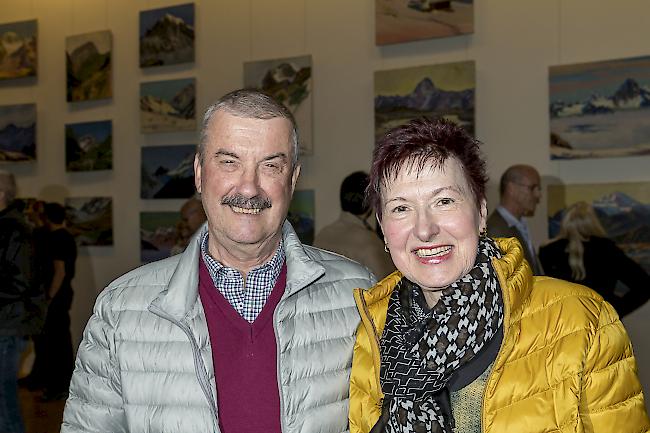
top-left (200, 232), bottom-right (285, 323)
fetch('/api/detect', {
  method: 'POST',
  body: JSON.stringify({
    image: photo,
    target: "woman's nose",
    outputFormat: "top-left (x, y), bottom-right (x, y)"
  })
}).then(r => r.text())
top-left (414, 210), bottom-right (439, 242)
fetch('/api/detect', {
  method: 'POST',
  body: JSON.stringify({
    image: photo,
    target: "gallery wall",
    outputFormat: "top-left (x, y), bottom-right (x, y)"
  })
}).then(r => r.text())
top-left (2, 0), bottom-right (650, 406)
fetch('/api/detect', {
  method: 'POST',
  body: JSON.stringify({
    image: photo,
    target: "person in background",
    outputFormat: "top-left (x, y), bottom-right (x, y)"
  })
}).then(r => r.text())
top-left (314, 171), bottom-right (395, 278)
top-left (540, 201), bottom-right (650, 318)
top-left (486, 164), bottom-right (543, 274)
top-left (61, 89), bottom-right (375, 433)
top-left (348, 118), bottom-right (648, 433)
top-left (170, 196), bottom-right (207, 255)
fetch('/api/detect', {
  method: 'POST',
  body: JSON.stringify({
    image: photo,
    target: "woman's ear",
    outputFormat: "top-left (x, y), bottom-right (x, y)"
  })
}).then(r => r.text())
top-left (479, 199), bottom-right (488, 232)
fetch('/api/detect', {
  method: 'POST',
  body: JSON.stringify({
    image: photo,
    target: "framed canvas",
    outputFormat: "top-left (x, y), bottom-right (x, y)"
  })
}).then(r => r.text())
top-left (375, 60), bottom-right (475, 139)
top-left (0, 103), bottom-right (36, 162)
top-left (66, 30), bottom-right (112, 102)
top-left (65, 120), bottom-right (112, 172)
top-left (376, 0), bottom-right (473, 45)
top-left (141, 144), bottom-right (196, 199)
top-left (140, 78), bottom-right (196, 133)
top-left (244, 55), bottom-right (313, 155)
top-left (549, 55), bottom-right (650, 160)
top-left (140, 211), bottom-right (180, 262)
top-left (0, 19), bottom-right (37, 80)
top-left (288, 189), bottom-right (315, 245)
top-left (140, 3), bottom-right (194, 67)
top-left (65, 197), bottom-right (113, 246)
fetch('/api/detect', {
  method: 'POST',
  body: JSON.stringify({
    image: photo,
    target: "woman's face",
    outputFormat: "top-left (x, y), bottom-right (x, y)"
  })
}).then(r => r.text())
top-left (379, 157), bottom-right (487, 293)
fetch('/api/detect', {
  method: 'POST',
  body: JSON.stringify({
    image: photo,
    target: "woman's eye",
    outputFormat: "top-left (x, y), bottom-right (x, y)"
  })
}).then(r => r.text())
top-left (392, 205), bottom-right (408, 213)
top-left (437, 198), bottom-right (454, 206)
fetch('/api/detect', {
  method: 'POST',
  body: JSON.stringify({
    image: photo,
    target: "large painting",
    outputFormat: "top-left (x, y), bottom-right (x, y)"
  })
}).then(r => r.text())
top-left (376, 0), bottom-right (473, 46)
top-left (141, 144), bottom-right (196, 199)
top-left (548, 182), bottom-right (650, 274)
top-left (0, 19), bottom-right (37, 80)
top-left (65, 197), bottom-right (113, 246)
top-left (140, 211), bottom-right (180, 262)
top-left (140, 78), bottom-right (196, 133)
top-left (65, 120), bottom-right (112, 172)
top-left (375, 61), bottom-right (475, 139)
top-left (549, 55), bottom-right (650, 160)
top-left (244, 55), bottom-right (312, 155)
top-left (0, 103), bottom-right (36, 162)
top-left (140, 3), bottom-right (194, 67)
top-left (66, 30), bottom-right (112, 102)
top-left (287, 189), bottom-right (315, 245)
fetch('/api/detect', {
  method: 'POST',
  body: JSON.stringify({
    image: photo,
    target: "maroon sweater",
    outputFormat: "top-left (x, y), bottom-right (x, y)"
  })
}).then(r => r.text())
top-left (198, 257), bottom-right (286, 433)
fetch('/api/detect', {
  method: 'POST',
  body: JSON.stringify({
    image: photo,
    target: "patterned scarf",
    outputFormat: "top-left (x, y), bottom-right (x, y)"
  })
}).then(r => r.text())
top-left (374, 237), bottom-right (503, 433)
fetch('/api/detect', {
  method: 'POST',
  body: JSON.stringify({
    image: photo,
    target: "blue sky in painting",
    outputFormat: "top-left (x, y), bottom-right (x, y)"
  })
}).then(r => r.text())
top-left (66, 120), bottom-right (112, 142)
top-left (141, 144), bottom-right (195, 173)
top-left (139, 3), bottom-right (194, 37)
top-left (0, 19), bottom-right (36, 39)
top-left (0, 104), bottom-right (35, 129)
top-left (141, 78), bottom-right (194, 102)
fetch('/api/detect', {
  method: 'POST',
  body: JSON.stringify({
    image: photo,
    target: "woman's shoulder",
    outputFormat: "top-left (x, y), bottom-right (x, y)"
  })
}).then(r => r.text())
top-left (524, 276), bottom-right (607, 321)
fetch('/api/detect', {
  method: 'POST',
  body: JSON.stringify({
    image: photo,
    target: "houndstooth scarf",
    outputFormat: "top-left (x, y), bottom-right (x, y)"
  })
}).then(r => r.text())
top-left (374, 237), bottom-right (503, 433)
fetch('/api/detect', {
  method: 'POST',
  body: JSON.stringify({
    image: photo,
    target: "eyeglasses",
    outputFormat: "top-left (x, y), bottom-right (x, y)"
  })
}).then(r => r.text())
top-left (512, 182), bottom-right (541, 193)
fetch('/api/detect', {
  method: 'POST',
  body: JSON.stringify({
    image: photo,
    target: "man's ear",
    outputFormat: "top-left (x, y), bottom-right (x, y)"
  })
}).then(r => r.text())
top-left (194, 154), bottom-right (202, 194)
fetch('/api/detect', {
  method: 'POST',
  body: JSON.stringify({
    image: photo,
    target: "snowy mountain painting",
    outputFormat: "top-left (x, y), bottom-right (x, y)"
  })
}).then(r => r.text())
top-left (66, 30), bottom-right (112, 102)
top-left (549, 55), bottom-right (650, 159)
top-left (141, 144), bottom-right (195, 199)
top-left (65, 196), bottom-right (113, 246)
top-left (65, 120), bottom-right (112, 171)
top-left (375, 61), bottom-right (475, 139)
top-left (140, 77), bottom-right (196, 133)
top-left (0, 19), bottom-right (37, 80)
top-left (140, 3), bottom-right (194, 67)
top-left (140, 211), bottom-right (180, 262)
top-left (288, 190), bottom-right (315, 246)
top-left (547, 182), bottom-right (650, 274)
top-left (0, 103), bottom-right (36, 162)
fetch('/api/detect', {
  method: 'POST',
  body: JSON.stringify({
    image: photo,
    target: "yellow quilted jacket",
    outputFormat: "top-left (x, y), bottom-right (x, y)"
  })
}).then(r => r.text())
top-left (349, 238), bottom-right (650, 433)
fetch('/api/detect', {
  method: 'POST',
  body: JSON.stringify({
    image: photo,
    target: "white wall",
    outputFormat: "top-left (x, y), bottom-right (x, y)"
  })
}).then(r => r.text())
top-left (2, 0), bottom-right (649, 409)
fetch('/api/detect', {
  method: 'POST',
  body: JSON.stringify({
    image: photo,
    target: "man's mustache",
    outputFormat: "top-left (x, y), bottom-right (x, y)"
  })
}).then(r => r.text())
top-left (221, 194), bottom-right (272, 210)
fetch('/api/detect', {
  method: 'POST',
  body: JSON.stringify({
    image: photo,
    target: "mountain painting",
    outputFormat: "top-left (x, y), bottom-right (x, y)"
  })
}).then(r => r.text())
top-left (0, 19), bottom-right (37, 80)
top-left (375, 60), bottom-right (475, 139)
top-left (287, 189), bottom-right (315, 245)
top-left (65, 120), bottom-right (112, 172)
top-left (65, 196), bottom-right (113, 246)
top-left (140, 3), bottom-right (194, 67)
top-left (141, 211), bottom-right (180, 262)
top-left (0, 103), bottom-right (36, 162)
top-left (549, 55), bottom-right (650, 160)
top-left (376, 0), bottom-right (473, 45)
top-left (66, 30), bottom-right (112, 102)
top-left (244, 55), bottom-right (312, 155)
top-left (141, 144), bottom-right (195, 199)
top-left (140, 78), bottom-right (196, 133)
top-left (548, 182), bottom-right (650, 274)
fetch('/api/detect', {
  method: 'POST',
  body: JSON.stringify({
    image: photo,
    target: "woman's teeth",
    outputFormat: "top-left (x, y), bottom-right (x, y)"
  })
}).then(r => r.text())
top-left (415, 246), bottom-right (452, 257)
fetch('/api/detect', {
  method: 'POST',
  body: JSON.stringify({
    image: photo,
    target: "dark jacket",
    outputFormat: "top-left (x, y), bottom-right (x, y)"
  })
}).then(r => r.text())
top-left (486, 209), bottom-right (543, 274)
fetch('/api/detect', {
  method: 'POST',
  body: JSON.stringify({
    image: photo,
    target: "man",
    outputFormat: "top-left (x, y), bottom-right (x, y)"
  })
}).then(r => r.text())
top-left (486, 164), bottom-right (543, 274)
top-left (314, 171), bottom-right (394, 278)
top-left (170, 197), bottom-right (207, 255)
top-left (62, 90), bottom-right (375, 433)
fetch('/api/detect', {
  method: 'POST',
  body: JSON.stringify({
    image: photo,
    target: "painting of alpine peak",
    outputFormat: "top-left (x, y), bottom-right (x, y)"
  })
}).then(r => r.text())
top-left (141, 144), bottom-right (195, 199)
top-left (0, 104), bottom-right (36, 162)
top-left (140, 78), bottom-right (196, 133)
top-left (140, 3), bottom-right (194, 67)
top-left (66, 30), bottom-right (112, 102)
top-left (0, 19), bottom-right (37, 80)
top-left (549, 55), bottom-right (650, 160)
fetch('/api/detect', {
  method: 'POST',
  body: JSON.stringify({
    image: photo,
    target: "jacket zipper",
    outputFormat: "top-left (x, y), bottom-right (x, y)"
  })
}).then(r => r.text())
top-left (354, 288), bottom-right (383, 403)
top-left (272, 306), bottom-right (287, 433)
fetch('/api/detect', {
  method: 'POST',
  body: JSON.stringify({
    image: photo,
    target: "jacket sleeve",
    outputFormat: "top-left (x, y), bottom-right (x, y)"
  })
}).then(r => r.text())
top-left (61, 289), bottom-right (127, 433)
top-left (580, 300), bottom-right (650, 432)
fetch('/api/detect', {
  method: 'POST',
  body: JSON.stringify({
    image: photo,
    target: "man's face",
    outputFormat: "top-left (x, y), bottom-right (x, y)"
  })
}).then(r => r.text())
top-left (181, 201), bottom-right (205, 233)
top-left (513, 169), bottom-right (541, 217)
top-left (194, 111), bottom-right (299, 253)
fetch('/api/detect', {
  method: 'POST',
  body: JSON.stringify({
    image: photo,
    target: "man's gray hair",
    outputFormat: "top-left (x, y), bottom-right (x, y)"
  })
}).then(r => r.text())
top-left (0, 170), bottom-right (17, 204)
top-left (198, 89), bottom-right (299, 168)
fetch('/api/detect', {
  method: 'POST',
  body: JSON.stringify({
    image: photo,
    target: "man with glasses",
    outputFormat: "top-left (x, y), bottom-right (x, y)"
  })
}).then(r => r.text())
top-left (487, 164), bottom-right (544, 274)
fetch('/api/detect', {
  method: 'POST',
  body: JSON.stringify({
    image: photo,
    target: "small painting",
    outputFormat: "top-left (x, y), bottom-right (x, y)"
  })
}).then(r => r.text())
top-left (375, 61), bottom-right (475, 139)
top-left (244, 55), bottom-right (312, 155)
top-left (548, 182), bottom-right (650, 274)
top-left (140, 3), bottom-right (195, 67)
top-left (288, 189), bottom-right (315, 245)
top-left (141, 144), bottom-right (196, 199)
top-left (65, 196), bottom-right (113, 246)
top-left (376, 0), bottom-right (473, 46)
top-left (0, 19), bottom-right (37, 80)
top-left (66, 30), bottom-right (112, 102)
top-left (140, 78), bottom-right (196, 133)
top-left (0, 103), bottom-right (36, 162)
top-left (65, 120), bottom-right (112, 172)
top-left (140, 211), bottom-right (181, 262)
top-left (549, 55), bottom-right (650, 160)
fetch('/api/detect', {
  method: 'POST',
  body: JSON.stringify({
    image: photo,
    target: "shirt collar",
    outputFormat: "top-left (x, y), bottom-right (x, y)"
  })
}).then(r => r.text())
top-left (496, 205), bottom-right (525, 229)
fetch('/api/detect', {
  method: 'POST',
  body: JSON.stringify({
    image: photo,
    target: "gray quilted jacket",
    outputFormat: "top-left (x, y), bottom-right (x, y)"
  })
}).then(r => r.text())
top-left (61, 221), bottom-right (375, 433)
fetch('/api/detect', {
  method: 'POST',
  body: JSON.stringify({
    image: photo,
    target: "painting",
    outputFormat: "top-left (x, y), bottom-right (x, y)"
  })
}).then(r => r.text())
top-left (0, 19), bottom-right (37, 80)
top-left (140, 211), bottom-right (180, 262)
top-left (548, 182), bottom-right (650, 274)
top-left (549, 55), bottom-right (650, 160)
top-left (65, 197), bottom-right (113, 246)
top-left (375, 60), bottom-right (475, 139)
top-left (65, 120), bottom-right (112, 172)
top-left (140, 78), bottom-right (196, 133)
top-left (66, 30), bottom-right (112, 102)
top-left (244, 55), bottom-right (312, 155)
top-left (0, 103), bottom-right (36, 162)
top-left (140, 3), bottom-right (194, 67)
top-left (287, 189), bottom-right (315, 245)
top-left (141, 144), bottom-right (195, 199)
top-left (376, 0), bottom-right (473, 45)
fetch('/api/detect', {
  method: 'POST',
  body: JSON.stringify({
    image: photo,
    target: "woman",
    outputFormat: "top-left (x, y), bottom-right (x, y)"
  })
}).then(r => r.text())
top-left (539, 201), bottom-right (650, 318)
top-left (348, 118), bottom-right (649, 433)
